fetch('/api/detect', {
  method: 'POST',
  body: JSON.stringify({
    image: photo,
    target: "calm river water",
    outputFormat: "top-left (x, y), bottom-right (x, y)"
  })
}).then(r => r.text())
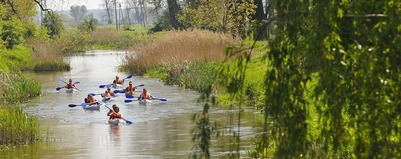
top-left (1, 50), bottom-right (261, 158)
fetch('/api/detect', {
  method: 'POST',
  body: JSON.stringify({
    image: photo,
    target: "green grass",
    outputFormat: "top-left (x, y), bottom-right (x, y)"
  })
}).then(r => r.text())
top-left (0, 46), bottom-right (33, 73)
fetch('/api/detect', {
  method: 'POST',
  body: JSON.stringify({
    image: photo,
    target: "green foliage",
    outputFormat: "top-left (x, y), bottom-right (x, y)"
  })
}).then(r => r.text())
top-left (0, 105), bottom-right (41, 145)
top-left (1, 16), bottom-right (25, 49)
top-left (165, 62), bottom-right (218, 91)
top-left (42, 12), bottom-right (65, 38)
top-left (78, 14), bottom-right (96, 32)
top-left (33, 61), bottom-right (71, 72)
top-left (59, 28), bottom-right (90, 53)
top-left (178, 0), bottom-right (256, 38)
top-left (2, 73), bottom-right (41, 104)
top-left (249, 0), bottom-right (401, 158)
top-left (0, 46), bottom-right (33, 72)
top-left (149, 10), bottom-right (173, 33)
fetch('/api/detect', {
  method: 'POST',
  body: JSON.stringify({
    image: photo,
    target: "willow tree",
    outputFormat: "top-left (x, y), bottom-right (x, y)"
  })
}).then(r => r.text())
top-left (178, 0), bottom-right (256, 38)
top-left (258, 0), bottom-right (401, 158)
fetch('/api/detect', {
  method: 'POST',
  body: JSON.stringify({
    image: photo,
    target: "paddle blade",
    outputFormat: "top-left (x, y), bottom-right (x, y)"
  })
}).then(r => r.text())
top-left (126, 94), bottom-right (135, 99)
top-left (135, 84), bottom-right (145, 88)
top-left (125, 75), bottom-right (133, 79)
top-left (56, 87), bottom-right (62, 91)
top-left (58, 77), bottom-right (67, 84)
top-left (74, 81), bottom-right (80, 84)
top-left (113, 89), bottom-right (123, 93)
top-left (125, 120), bottom-right (133, 124)
top-left (68, 104), bottom-right (79, 107)
top-left (156, 98), bottom-right (167, 101)
top-left (99, 85), bottom-right (106, 88)
top-left (124, 99), bottom-right (134, 103)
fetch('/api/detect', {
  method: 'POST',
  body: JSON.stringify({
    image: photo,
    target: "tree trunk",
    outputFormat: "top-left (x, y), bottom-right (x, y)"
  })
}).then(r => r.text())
top-left (166, 0), bottom-right (181, 29)
top-left (252, 0), bottom-right (266, 21)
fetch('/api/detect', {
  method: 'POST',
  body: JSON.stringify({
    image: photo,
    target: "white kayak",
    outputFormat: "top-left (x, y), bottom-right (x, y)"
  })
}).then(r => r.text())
top-left (139, 99), bottom-right (152, 105)
top-left (66, 88), bottom-right (75, 93)
top-left (102, 96), bottom-right (114, 102)
top-left (83, 103), bottom-right (103, 110)
top-left (112, 83), bottom-right (123, 89)
top-left (108, 118), bottom-right (126, 125)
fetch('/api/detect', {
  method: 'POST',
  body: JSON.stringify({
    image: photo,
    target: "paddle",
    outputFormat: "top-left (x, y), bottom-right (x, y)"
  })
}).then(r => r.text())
top-left (69, 100), bottom-right (103, 108)
top-left (113, 84), bottom-right (145, 94)
top-left (68, 103), bottom-right (87, 107)
top-left (99, 75), bottom-right (133, 88)
top-left (124, 98), bottom-right (167, 103)
top-left (56, 81), bottom-right (81, 91)
top-left (105, 105), bottom-right (133, 124)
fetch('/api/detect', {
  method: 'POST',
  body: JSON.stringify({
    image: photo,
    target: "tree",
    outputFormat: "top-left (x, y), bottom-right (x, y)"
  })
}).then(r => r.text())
top-left (166, 0), bottom-right (181, 29)
top-left (42, 12), bottom-right (64, 37)
top-left (255, 0), bottom-right (401, 158)
top-left (103, 0), bottom-right (114, 24)
top-left (70, 5), bottom-right (87, 25)
top-left (178, 0), bottom-right (256, 38)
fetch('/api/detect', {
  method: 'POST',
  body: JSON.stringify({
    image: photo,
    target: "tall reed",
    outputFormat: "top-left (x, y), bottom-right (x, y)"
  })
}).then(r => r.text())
top-left (28, 39), bottom-right (70, 72)
top-left (0, 105), bottom-right (40, 145)
top-left (0, 71), bottom-right (42, 145)
top-left (0, 71), bottom-right (41, 104)
top-left (122, 29), bottom-right (234, 75)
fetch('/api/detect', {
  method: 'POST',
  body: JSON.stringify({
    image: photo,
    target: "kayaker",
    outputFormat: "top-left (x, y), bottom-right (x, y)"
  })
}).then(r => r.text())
top-left (84, 94), bottom-right (98, 105)
top-left (65, 79), bottom-right (76, 89)
top-left (138, 89), bottom-right (154, 101)
top-left (113, 76), bottom-right (124, 85)
top-left (125, 81), bottom-right (135, 95)
top-left (107, 104), bottom-right (123, 120)
top-left (103, 87), bottom-right (115, 98)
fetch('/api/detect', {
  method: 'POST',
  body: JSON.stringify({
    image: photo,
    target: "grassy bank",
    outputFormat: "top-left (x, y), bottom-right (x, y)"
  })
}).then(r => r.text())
top-left (122, 30), bottom-right (268, 105)
top-left (0, 71), bottom-right (43, 146)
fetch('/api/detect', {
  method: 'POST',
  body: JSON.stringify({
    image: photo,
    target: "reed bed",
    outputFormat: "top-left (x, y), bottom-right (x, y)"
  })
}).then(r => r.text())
top-left (89, 28), bottom-right (136, 49)
top-left (122, 29), bottom-right (234, 75)
top-left (0, 71), bottom-right (41, 104)
top-left (0, 71), bottom-right (42, 146)
top-left (28, 39), bottom-right (70, 72)
top-left (0, 105), bottom-right (40, 145)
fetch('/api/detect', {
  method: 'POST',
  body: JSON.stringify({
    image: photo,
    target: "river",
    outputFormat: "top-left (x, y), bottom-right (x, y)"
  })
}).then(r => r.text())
top-left (1, 50), bottom-right (261, 158)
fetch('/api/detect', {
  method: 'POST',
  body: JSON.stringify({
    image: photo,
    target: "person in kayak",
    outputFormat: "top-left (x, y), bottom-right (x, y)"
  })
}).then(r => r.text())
top-left (107, 104), bottom-right (123, 120)
top-left (84, 94), bottom-right (98, 105)
top-left (65, 79), bottom-right (76, 89)
top-left (125, 81), bottom-right (136, 95)
top-left (138, 89), bottom-right (154, 101)
top-left (102, 87), bottom-right (115, 98)
top-left (113, 76), bottom-right (124, 85)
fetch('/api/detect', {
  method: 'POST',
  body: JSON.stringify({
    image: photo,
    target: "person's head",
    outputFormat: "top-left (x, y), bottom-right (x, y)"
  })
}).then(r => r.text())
top-left (87, 94), bottom-right (92, 98)
top-left (129, 81), bottom-right (132, 86)
top-left (69, 79), bottom-right (72, 82)
top-left (115, 76), bottom-right (119, 79)
top-left (107, 87), bottom-right (111, 91)
top-left (112, 104), bottom-right (119, 112)
top-left (143, 89), bottom-right (147, 93)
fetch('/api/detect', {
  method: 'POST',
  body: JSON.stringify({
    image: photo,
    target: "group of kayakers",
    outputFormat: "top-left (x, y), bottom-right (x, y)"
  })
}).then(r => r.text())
top-left (65, 75), bottom-right (156, 122)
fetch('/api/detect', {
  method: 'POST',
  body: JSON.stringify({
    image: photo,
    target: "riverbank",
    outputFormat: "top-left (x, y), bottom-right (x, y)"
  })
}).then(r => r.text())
top-left (0, 71), bottom-right (43, 147)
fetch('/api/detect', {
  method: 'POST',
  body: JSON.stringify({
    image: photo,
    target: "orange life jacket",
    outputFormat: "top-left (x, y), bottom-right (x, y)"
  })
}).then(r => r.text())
top-left (109, 112), bottom-right (122, 119)
top-left (141, 92), bottom-right (150, 99)
top-left (114, 79), bottom-right (122, 84)
top-left (86, 98), bottom-right (96, 103)
top-left (126, 86), bottom-right (135, 92)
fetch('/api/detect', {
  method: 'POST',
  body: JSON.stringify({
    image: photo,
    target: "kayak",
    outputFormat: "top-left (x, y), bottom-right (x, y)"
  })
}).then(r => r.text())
top-left (108, 118), bottom-right (126, 125)
top-left (66, 88), bottom-right (74, 93)
top-left (102, 96), bottom-right (114, 102)
top-left (83, 103), bottom-right (103, 110)
top-left (112, 83), bottom-right (123, 89)
top-left (139, 99), bottom-right (152, 105)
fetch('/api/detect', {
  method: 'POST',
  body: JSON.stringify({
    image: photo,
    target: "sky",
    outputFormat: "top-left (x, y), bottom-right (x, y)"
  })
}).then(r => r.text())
top-left (47, 0), bottom-right (107, 11)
